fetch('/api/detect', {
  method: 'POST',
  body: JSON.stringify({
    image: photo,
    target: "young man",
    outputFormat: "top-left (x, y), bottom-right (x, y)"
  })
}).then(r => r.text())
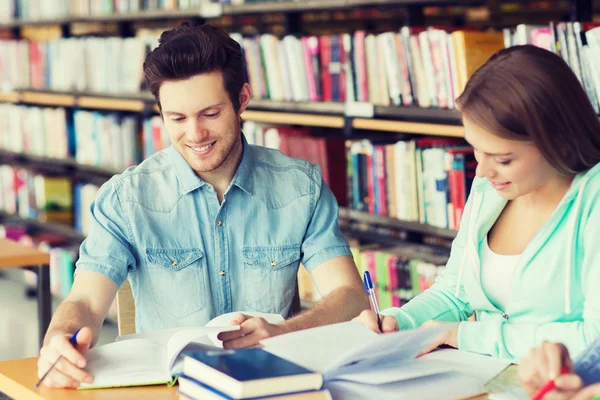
top-left (37, 23), bottom-right (369, 389)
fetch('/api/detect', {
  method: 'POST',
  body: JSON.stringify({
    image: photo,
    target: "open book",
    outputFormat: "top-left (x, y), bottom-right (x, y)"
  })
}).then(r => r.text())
top-left (79, 311), bottom-right (284, 390)
top-left (260, 322), bottom-right (510, 386)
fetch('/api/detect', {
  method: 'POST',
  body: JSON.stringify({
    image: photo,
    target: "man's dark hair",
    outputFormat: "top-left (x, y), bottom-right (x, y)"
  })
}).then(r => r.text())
top-left (143, 23), bottom-right (248, 112)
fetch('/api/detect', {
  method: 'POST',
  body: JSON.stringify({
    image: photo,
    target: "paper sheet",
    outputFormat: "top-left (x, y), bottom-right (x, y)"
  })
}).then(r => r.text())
top-left (327, 371), bottom-right (486, 400)
top-left (418, 348), bottom-right (511, 383)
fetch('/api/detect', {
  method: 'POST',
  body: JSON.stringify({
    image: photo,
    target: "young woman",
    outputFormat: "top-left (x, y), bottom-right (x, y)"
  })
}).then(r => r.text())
top-left (354, 44), bottom-right (600, 361)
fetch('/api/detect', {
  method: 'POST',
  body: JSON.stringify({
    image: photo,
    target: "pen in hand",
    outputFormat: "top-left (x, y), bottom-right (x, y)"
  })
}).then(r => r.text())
top-left (363, 271), bottom-right (383, 332)
top-left (531, 365), bottom-right (569, 400)
top-left (34, 328), bottom-right (81, 390)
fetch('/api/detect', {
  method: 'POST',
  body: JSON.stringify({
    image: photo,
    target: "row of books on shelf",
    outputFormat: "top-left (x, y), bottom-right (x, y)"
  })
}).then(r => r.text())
top-left (0, 164), bottom-right (99, 236)
top-left (0, 104), bottom-right (169, 171)
top-left (0, 34), bottom-right (157, 94)
top-left (1, 0), bottom-right (268, 22)
top-left (503, 22), bottom-right (600, 112)
top-left (0, 27), bottom-right (501, 109)
top-left (245, 122), bottom-right (474, 230)
top-left (298, 239), bottom-right (449, 309)
top-left (3, 22), bottom-right (598, 111)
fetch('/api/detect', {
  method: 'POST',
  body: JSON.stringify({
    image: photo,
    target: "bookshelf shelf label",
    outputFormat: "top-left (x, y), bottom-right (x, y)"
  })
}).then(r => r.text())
top-left (345, 102), bottom-right (375, 118)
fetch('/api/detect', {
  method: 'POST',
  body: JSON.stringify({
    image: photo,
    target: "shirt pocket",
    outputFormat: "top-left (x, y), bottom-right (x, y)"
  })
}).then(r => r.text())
top-left (243, 244), bottom-right (301, 314)
top-left (146, 248), bottom-right (207, 318)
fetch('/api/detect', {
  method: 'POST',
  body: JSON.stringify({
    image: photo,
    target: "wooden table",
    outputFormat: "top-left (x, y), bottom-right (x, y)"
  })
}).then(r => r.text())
top-left (0, 238), bottom-right (51, 347)
top-left (0, 357), bottom-right (520, 400)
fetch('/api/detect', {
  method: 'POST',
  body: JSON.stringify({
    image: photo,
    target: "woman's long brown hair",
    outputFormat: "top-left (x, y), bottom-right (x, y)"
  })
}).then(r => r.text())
top-left (456, 45), bottom-right (600, 175)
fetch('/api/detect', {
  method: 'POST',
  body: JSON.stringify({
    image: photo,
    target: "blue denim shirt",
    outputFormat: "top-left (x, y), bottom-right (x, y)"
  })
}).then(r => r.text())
top-left (76, 135), bottom-right (351, 332)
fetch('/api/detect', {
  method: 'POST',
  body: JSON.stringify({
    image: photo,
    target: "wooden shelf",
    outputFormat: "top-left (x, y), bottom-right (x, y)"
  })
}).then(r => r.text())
top-left (0, 150), bottom-right (121, 177)
top-left (0, 211), bottom-right (86, 243)
top-left (339, 207), bottom-right (457, 239)
top-left (20, 91), bottom-right (75, 107)
top-left (241, 110), bottom-right (346, 128)
top-left (0, 92), bottom-right (19, 103)
top-left (352, 118), bottom-right (465, 137)
top-left (78, 96), bottom-right (145, 112)
top-left (0, 89), bottom-right (473, 136)
top-left (248, 99), bottom-right (346, 115)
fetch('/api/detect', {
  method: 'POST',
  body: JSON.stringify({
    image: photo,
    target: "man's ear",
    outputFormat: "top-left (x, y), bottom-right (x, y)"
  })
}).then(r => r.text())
top-left (238, 83), bottom-right (252, 116)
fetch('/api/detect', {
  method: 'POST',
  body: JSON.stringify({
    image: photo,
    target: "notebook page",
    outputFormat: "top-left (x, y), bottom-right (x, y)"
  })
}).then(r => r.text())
top-left (79, 339), bottom-right (170, 389)
top-left (261, 321), bottom-right (377, 372)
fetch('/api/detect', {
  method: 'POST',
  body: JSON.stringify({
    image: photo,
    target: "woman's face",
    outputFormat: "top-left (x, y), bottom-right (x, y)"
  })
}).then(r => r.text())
top-left (464, 116), bottom-right (561, 201)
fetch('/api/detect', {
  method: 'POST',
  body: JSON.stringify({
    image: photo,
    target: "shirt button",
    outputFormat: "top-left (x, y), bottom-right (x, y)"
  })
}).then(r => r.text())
top-left (171, 260), bottom-right (178, 267)
top-left (220, 270), bottom-right (226, 277)
top-left (216, 220), bottom-right (222, 226)
top-left (271, 261), bottom-right (277, 267)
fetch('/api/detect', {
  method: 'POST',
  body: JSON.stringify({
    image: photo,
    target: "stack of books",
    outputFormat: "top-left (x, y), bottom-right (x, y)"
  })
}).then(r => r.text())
top-left (178, 348), bottom-right (330, 400)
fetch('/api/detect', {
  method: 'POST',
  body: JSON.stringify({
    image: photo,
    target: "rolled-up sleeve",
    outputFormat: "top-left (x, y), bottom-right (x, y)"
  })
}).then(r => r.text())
top-left (300, 165), bottom-right (352, 272)
top-left (75, 178), bottom-right (136, 287)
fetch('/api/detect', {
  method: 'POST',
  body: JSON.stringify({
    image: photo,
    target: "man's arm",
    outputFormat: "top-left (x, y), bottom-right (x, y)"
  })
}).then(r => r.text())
top-left (43, 271), bottom-right (118, 347)
top-left (38, 273), bottom-right (118, 389)
top-left (281, 255), bottom-right (369, 331)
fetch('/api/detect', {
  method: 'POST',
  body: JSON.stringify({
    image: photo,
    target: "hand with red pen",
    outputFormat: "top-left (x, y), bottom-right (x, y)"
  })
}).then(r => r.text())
top-left (519, 341), bottom-right (600, 400)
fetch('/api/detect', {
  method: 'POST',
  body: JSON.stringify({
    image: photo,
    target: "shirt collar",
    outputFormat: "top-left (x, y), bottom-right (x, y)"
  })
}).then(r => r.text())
top-left (166, 145), bottom-right (206, 195)
top-left (167, 134), bottom-right (254, 196)
top-left (231, 134), bottom-right (254, 196)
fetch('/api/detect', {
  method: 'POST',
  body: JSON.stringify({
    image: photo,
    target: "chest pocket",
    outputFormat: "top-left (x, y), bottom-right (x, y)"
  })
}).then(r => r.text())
top-left (243, 245), bottom-right (301, 314)
top-left (146, 248), bottom-right (207, 318)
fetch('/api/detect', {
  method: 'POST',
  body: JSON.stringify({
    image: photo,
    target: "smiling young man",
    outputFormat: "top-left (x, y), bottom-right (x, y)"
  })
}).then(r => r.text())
top-left (37, 23), bottom-right (369, 389)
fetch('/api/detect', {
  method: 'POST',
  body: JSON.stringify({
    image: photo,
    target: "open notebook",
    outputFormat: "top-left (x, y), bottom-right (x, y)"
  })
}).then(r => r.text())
top-left (79, 312), bottom-right (284, 390)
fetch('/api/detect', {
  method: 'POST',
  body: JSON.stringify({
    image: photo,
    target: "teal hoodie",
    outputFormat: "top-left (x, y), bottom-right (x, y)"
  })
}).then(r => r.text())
top-left (382, 163), bottom-right (600, 361)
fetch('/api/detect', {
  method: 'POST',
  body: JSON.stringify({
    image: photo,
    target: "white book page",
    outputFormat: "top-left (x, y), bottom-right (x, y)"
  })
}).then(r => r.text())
top-left (165, 326), bottom-right (240, 371)
top-left (418, 348), bottom-right (511, 383)
top-left (331, 358), bottom-right (453, 385)
top-left (261, 322), bottom-right (378, 373)
top-left (80, 339), bottom-right (170, 389)
top-left (326, 322), bottom-right (455, 373)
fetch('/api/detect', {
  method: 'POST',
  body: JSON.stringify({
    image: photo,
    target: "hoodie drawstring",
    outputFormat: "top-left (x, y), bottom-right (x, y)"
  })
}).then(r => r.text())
top-left (455, 193), bottom-right (482, 297)
top-left (564, 177), bottom-right (588, 315)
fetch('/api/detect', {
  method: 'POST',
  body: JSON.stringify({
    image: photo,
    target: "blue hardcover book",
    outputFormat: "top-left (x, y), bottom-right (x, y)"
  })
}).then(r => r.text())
top-left (574, 337), bottom-right (600, 386)
top-left (182, 348), bottom-right (323, 399)
top-left (178, 375), bottom-right (332, 400)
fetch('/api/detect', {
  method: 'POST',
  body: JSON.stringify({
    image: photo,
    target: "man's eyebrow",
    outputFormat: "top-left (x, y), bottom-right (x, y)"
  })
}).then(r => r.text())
top-left (162, 103), bottom-right (225, 116)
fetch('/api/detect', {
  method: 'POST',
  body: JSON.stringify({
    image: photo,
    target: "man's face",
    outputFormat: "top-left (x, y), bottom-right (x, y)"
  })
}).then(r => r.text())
top-left (159, 71), bottom-right (243, 175)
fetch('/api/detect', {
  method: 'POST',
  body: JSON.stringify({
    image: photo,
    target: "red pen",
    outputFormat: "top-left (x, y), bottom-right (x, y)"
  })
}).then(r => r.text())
top-left (531, 366), bottom-right (569, 400)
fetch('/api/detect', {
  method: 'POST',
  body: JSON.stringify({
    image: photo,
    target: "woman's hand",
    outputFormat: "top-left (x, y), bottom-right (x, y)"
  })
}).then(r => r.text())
top-left (416, 320), bottom-right (459, 356)
top-left (351, 310), bottom-right (398, 334)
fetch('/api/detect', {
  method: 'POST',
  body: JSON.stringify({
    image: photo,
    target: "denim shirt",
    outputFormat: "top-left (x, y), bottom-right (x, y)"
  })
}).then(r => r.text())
top-left (76, 135), bottom-right (351, 332)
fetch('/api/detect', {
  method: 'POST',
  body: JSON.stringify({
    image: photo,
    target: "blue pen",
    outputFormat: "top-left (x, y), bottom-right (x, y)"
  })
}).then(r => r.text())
top-left (34, 328), bottom-right (81, 390)
top-left (363, 271), bottom-right (383, 332)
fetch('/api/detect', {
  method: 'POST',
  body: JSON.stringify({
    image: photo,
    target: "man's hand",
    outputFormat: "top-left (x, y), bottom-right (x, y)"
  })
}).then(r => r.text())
top-left (37, 327), bottom-right (94, 389)
top-left (217, 313), bottom-right (289, 349)
top-left (416, 320), bottom-right (459, 357)
top-left (518, 341), bottom-right (583, 400)
top-left (351, 310), bottom-right (398, 334)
